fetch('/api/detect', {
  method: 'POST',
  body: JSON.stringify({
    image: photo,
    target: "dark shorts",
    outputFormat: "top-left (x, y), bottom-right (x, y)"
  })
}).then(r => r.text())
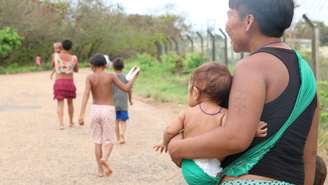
top-left (116, 111), bottom-right (129, 121)
top-left (53, 79), bottom-right (76, 101)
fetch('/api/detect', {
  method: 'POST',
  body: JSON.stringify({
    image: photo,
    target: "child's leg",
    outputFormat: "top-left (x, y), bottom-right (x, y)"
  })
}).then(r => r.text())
top-left (119, 121), bottom-right (127, 144)
top-left (100, 108), bottom-right (115, 176)
top-left (115, 120), bottom-right (120, 142)
top-left (95, 144), bottom-right (104, 177)
top-left (100, 143), bottom-right (113, 176)
top-left (57, 100), bottom-right (64, 129)
top-left (67, 99), bottom-right (74, 127)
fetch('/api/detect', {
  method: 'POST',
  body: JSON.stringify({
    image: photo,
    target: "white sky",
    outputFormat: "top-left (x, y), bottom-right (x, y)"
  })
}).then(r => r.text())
top-left (108, 0), bottom-right (328, 31)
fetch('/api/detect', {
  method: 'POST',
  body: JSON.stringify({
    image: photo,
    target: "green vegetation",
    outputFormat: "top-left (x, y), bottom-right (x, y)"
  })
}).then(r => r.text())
top-left (122, 52), bottom-right (205, 104)
top-left (0, 0), bottom-right (188, 67)
top-left (0, 27), bottom-right (22, 58)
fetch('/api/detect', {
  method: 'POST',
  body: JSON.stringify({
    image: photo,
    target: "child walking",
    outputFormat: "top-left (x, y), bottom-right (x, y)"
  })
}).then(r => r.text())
top-left (112, 58), bottom-right (133, 144)
top-left (154, 62), bottom-right (267, 185)
top-left (79, 54), bottom-right (139, 177)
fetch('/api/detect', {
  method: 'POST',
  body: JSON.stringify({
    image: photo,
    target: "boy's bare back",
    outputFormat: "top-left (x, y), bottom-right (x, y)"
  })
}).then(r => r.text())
top-left (88, 72), bottom-right (116, 105)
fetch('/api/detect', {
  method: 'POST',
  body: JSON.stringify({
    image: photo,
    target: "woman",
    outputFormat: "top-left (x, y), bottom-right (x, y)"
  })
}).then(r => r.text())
top-left (168, 0), bottom-right (319, 184)
top-left (52, 40), bottom-right (79, 130)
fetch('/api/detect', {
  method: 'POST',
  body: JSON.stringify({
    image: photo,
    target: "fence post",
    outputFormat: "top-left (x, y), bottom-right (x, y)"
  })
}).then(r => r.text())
top-left (219, 28), bottom-right (228, 66)
top-left (154, 40), bottom-right (165, 61)
top-left (186, 35), bottom-right (194, 52)
top-left (196, 32), bottom-right (204, 54)
top-left (170, 37), bottom-right (180, 54)
top-left (207, 29), bottom-right (216, 61)
top-left (303, 14), bottom-right (320, 81)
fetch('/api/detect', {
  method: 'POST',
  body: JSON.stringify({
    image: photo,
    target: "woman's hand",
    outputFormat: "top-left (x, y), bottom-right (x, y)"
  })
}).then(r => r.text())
top-left (168, 133), bottom-right (183, 168)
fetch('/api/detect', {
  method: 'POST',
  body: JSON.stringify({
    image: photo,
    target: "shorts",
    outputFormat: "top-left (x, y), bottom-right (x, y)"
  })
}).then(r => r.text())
top-left (116, 111), bottom-right (129, 121)
top-left (90, 105), bottom-right (116, 144)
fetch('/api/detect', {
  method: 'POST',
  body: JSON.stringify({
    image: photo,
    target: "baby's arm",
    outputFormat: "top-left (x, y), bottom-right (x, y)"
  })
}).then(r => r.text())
top-left (78, 76), bottom-right (91, 126)
top-left (50, 55), bottom-right (55, 80)
top-left (50, 70), bottom-right (55, 80)
top-left (154, 111), bottom-right (185, 153)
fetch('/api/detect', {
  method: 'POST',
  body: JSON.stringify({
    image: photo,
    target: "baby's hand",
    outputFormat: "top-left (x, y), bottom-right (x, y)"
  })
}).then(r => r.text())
top-left (256, 121), bottom-right (268, 137)
top-left (153, 144), bottom-right (167, 153)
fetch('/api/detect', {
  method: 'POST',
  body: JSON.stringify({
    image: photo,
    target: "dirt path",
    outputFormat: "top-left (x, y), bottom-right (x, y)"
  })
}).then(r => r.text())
top-left (0, 69), bottom-right (185, 185)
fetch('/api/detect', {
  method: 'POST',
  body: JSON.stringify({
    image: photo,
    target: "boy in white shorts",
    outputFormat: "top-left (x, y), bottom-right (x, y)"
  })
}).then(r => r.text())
top-left (79, 54), bottom-right (139, 177)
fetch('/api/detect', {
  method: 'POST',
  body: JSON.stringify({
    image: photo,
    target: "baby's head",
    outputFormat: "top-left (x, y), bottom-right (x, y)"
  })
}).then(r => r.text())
top-left (188, 62), bottom-right (232, 107)
top-left (90, 54), bottom-right (107, 71)
top-left (113, 58), bottom-right (124, 72)
top-left (53, 42), bottom-right (62, 53)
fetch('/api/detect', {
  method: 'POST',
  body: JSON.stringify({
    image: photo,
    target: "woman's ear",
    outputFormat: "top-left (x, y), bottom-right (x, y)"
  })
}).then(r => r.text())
top-left (245, 14), bottom-right (255, 32)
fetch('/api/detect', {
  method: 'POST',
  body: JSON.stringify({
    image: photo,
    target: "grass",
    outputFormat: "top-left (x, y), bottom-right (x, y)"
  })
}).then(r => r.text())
top-left (0, 61), bottom-right (90, 75)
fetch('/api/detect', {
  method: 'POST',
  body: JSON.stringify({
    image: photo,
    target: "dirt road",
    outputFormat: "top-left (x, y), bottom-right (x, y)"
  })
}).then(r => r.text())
top-left (0, 69), bottom-right (185, 185)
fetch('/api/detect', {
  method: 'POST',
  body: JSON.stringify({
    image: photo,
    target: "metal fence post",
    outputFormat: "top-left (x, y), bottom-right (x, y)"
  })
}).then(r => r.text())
top-left (219, 28), bottom-right (228, 66)
top-left (303, 14), bottom-right (320, 81)
top-left (186, 35), bottom-right (194, 52)
top-left (196, 32), bottom-right (204, 54)
top-left (207, 30), bottom-right (216, 61)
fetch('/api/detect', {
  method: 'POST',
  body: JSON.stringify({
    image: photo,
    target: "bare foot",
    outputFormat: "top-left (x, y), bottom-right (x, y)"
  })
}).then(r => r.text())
top-left (100, 159), bottom-right (113, 176)
top-left (69, 123), bottom-right (74, 128)
top-left (97, 167), bottom-right (104, 177)
top-left (58, 125), bottom-right (64, 130)
top-left (119, 135), bottom-right (126, 144)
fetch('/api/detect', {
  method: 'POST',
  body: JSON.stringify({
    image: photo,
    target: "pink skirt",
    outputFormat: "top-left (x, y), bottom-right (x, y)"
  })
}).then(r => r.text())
top-left (53, 79), bottom-right (76, 100)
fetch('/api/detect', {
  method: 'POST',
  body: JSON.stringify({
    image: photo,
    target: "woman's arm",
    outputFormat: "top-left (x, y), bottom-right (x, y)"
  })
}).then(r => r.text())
top-left (78, 76), bottom-right (91, 125)
top-left (168, 59), bottom-right (266, 165)
top-left (304, 98), bottom-right (319, 185)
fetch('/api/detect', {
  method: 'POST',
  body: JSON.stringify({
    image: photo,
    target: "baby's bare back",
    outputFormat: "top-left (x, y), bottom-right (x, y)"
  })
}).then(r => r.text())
top-left (89, 72), bottom-right (115, 105)
top-left (183, 107), bottom-right (226, 139)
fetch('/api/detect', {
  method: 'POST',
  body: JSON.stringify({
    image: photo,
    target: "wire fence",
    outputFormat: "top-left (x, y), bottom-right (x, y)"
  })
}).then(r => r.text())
top-left (154, 15), bottom-right (328, 82)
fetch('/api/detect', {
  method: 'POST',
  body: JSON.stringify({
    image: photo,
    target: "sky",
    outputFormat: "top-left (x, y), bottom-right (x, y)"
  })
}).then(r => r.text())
top-left (108, 0), bottom-right (328, 31)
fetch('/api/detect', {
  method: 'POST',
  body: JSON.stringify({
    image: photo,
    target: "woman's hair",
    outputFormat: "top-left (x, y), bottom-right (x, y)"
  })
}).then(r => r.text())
top-left (61, 40), bottom-right (73, 50)
top-left (190, 62), bottom-right (232, 106)
top-left (229, 0), bottom-right (294, 37)
top-left (90, 54), bottom-right (107, 67)
top-left (113, 58), bottom-right (124, 71)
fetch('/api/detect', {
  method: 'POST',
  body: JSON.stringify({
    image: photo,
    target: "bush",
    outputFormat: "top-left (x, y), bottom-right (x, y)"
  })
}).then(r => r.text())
top-left (161, 53), bottom-right (183, 74)
top-left (0, 27), bottom-right (22, 59)
top-left (133, 53), bottom-right (158, 69)
top-left (184, 52), bottom-right (206, 73)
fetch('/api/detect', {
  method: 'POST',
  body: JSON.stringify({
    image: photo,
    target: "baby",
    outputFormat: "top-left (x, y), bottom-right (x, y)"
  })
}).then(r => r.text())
top-left (154, 62), bottom-right (267, 185)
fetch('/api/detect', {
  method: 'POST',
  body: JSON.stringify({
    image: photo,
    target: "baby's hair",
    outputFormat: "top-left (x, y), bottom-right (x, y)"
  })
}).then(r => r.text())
top-left (113, 58), bottom-right (124, 71)
top-left (90, 54), bottom-right (107, 67)
top-left (53, 42), bottom-right (62, 48)
top-left (190, 62), bottom-right (232, 106)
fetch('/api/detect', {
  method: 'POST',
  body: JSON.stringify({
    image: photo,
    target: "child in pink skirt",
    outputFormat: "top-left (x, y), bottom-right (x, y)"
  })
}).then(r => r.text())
top-left (52, 40), bottom-right (79, 130)
top-left (79, 54), bottom-right (139, 177)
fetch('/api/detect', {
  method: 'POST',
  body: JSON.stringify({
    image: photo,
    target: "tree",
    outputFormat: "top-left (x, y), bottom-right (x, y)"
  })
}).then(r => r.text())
top-left (0, 27), bottom-right (22, 60)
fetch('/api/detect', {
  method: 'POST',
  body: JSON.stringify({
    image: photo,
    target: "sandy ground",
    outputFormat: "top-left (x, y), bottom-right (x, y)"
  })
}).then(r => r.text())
top-left (0, 69), bottom-right (186, 185)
